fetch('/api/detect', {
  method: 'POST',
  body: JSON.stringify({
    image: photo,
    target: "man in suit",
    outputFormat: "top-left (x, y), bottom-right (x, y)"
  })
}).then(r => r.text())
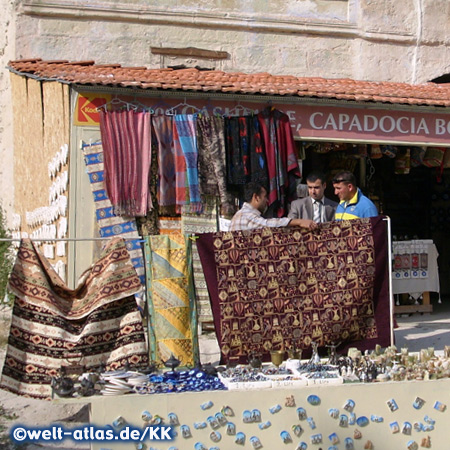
top-left (288, 171), bottom-right (338, 223)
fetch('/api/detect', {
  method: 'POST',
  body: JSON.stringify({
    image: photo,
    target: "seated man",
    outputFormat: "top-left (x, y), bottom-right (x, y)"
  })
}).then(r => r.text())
top-left (230, 182), bottom-right (317, 231)
top-left (288, 171), bottom-right (338, 223)
top-left (332, 171), bottom-right (378, 220)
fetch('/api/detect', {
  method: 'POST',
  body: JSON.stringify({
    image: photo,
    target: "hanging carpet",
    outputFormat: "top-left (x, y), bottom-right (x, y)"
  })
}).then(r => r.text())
top-left (196, 216), bottom-right (390, 365)
top-left (0, 238), bottom-right (148, 399)
top-left (144, 234), bottom-right (199, 367)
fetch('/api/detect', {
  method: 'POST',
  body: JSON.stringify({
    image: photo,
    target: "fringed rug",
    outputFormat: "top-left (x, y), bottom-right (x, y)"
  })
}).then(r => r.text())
top-left (196, 216), bottom-right (390, 364)
top-left (144, 234), bottom-right (199, 367)
top-left (0, 238), bottom-right (148, 399)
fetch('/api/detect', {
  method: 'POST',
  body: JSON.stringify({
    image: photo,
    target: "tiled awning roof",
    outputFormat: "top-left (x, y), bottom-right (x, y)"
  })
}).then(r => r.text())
top-left (7, 58), bottom-right (450, 107)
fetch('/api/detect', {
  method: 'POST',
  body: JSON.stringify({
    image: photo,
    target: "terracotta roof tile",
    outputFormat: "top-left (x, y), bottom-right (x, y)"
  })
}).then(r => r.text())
top-left (7, 59), bottom-right (450, 107)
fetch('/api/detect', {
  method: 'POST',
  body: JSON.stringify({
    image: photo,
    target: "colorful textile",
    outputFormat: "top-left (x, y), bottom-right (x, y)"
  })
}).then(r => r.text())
top-left (172, 119), bottom-right (189, 212)
top-left (82, 142), bottom-right (146, 290)
top-left (144, 234), bottom-right (199, 367)
top-left (229, 202), bottom-right (291, 231)
top-left (153, 115), bottom-right (176, 208)
top-left (182, 196), bottom-right (218, 323)
top-left (98, 110), bottom-right (153, 216)
top-left (257, 107), bottom-right (301, 217)
top-left (0, 238), bottom-right (148, 399)
top-left (196, 216), bottom-right (390, 364)
top-left (174, 115), bottom-right (202, 212)
top-left (197, 115), bottom-right (234, 213)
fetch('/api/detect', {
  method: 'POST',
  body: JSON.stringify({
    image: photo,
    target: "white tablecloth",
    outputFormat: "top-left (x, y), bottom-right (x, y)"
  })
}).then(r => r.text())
top-left (392, 242), bottom-right (440, 295)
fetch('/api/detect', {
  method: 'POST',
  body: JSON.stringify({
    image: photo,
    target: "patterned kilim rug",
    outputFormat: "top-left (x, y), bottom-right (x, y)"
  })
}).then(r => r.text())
top-left (0, 238), bottom-right (148, 399)
top-left (82, 141), bottom-right (146, 289)
top-left (196, 216), bottom-right (390, 365)
top-left (181, 196), bottom-right (219, 324)
top-left (144, 234), bottom-right (199, 367)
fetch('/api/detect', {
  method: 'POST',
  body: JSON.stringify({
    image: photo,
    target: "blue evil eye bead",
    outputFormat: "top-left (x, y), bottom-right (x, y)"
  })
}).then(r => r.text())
top-left (344, 437), bottom-right (355, 450)
top-left (329, 432), bottom-right (339, 444)
top-left (406, 441), bottom-right (419, 450)
top-left (306, 417), bottom-right (316, 429)
top-left (194, 443), bottom-right (207, 450)
top-left (226, 422), bottom-right (236, 435)
top-left (243, 410), bottom-right (253, 423)
top-left (215, 412), bottom-right (227, 426)
top-left (291, 424), bottom-right (303, 437)
top-left (412, 396), bottom-right (425, 409)
top-left (259, 421), bottom-right (271, 430)
top-left (423, 415), bottom-right (435, 425)
top-left (269, 404), bottom-right (281, 414)
top-left (433, 401), bottom-right (447, 412)
top-left (356, 416), bottom-right (369, 427)
top-left (296, 442), bottom-right (308, 450)
top-left (339, 414), bottom-right (348, 427)
top-left (141, 411), bottom-right (152, 422)
top-left (180, 425), bottom-right (192, 439)
top-left (280, 431), bottom-right (292, 444)
top-left (209, 431), bottom-right (221, 443)
top-left (112, 416), bottom-right (126, 428)
top-left (250, 436), bottom-right (263, 449)
top-left (251, 409), bottom-right (261, 422)
top-left (328, 408), bottom-right (339, 419)
top-left (207, 416), bottom-right (220, 430)
top-left (307, 394), bottom-right (321, 406)
top-left (348, 413), bottom-right (356, 425)
top-left (194, 422), bottom-right (207, 430)
top-left (297, 407), bottom-right (307, 420)
top-left (168, 412), bottom-right (179, 426)
top-left (389, 421), bottom-right (400, 433)
top-left (310, 433), bottom-right (322, 444)
top-left (201, 400), bottom-right (214, 410)
top-left (222, 405), bottom-right (234, 417)
top-left (343, 399), bottom-right (355, 412)
top-left (387, 398), bottom-right (398, 412)
top-left (402, 421), bottom-right (412, 435)
top-left (235, 432), bottom-right (246, 445)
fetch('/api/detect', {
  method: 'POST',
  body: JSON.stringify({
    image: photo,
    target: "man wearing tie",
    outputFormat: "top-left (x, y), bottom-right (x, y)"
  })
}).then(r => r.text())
top-left (288, 171), bottom-right (338, 223)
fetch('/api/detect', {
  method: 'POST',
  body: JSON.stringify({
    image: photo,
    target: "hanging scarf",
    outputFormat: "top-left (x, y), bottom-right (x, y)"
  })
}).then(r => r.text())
top-left (174, 114), bottom-right (202, 213)
top-left (152, 115), bottom-right (176, 208)
top-left (99, 109), bottom-right (153, 216)
top-left (257, 107), bottom-right (301, 217)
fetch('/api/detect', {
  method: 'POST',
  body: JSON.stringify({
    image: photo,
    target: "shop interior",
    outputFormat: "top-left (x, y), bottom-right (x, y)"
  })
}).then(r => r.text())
top-left (298, 140), bottom-right (450, 298)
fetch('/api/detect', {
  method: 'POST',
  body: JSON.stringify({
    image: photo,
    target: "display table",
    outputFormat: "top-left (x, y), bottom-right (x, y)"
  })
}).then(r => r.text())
top-left (82, 378), bottom-right (450, 450)
top-left (392, 241), bottom-right (440, 314)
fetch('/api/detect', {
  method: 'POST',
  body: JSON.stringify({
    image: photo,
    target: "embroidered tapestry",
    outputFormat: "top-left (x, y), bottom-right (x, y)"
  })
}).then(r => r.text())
top-left (82, 141), bottom-right (146, 290)
top-left (196, 216), bottom-right (390, 364)
top-left (0, 238), bottom-right (148, 399)
top-left (144, 234), bottom-right (199, 367)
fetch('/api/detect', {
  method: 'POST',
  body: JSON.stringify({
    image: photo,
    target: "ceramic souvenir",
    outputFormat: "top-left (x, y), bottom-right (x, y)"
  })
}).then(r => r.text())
top-left (269, 404), bottom-right (281, 414)
top-left (353, 429), bottom-right (362, 439)
top-left (194, 422), bottom-right (207, 430)
top-left (420, 436), bottom-right (431, 448)
top-left (328, 446), bottom-right (338, 450)
top-left (412, 397), bottom-right (425, 409)
top-left (136, 443), bottom-right (146, 450)
top-left (222, 405), bottom-right (234, 416)
top-left (389, 421), bottom-right (400, 433)
top-left (329, 432), bottom-right (339, 444)
top-left (207, 416), bottom-right (220, 430)
top-left (226, 421), bottom-right (236, 435)
top-left (168, 412), bottom-right (179, 426)
top-left (296, 442), bottom-right (308, 450)
top-left (259, 421), bottom-right (271, 430)
top-left (141, 411), bottom-right (152, 422)
top-left (250, 436), bottom-right (263, 449)
top-left (307, 394), bottom-right (321, 406)
top-left (433, 401), bottom-right (447, 412)
top-left (112, 416), bottom-right (126, 428)
top-left (406, 440), bottom-right (418, 450)
top-left (251, 409), bottom-right (261, 422)
top-left (194, 442), bottom-right (207, 450)
top-left (370, 415), bottom-right (383, 423)
top-left (243, 410), bottom-right (253, 423)
top-left (413, 422), bottom-right (423, 432)
top-left (344, 437), bottom-right (355, 450)
top-left (328, 408), bottom-right (339, 419)
top-left (201, 401), bottom-right (214, 410)
top-left (280, 431), bottom-right (292, 443)
top-left (297, 407), bottom-right (307, 420)
top-left (356, 416), bottom-right (369, 427)
top-left (235, 432), bottom-right (246, 445)
top-left (339, 414), bottom-right (348, 427)
top-left (343, 399), bottom-right (355, 412)
top-left (180, 425), bottom-right (192, 439)
top-left (402, 422), bottom-right (412, 435)
top-left (285, 395), bottom-right (296, 407)
top-left (387, 398), bottom-right (398, 412)
top-left (423, 415), bottom-right (435, 425)
top-left (292, 424), bottom-right (303, 437)
top-left (209, 431), bottom-right (221, 442)
top-left (310, 433), bottom-right (322, 444)
top-left (215, 412), bottom-right (227, 426)
top-left (307, 417), bottom-right (316, 429)
top-left (348, 413), bottom-right (356, 425)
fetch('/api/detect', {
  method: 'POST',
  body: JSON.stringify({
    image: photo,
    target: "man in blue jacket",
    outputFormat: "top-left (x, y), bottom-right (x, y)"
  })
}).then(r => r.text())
top-left (332, 171), bottom-right (378, 220)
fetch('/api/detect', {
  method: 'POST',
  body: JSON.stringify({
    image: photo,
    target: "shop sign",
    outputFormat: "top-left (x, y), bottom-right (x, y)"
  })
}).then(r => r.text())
top-left (74, 93), bottom-right (111, 126)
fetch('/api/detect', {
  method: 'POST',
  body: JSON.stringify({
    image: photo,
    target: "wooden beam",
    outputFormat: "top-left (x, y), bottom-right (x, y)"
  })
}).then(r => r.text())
top-left (151, 46), bottom-right (229, 60)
